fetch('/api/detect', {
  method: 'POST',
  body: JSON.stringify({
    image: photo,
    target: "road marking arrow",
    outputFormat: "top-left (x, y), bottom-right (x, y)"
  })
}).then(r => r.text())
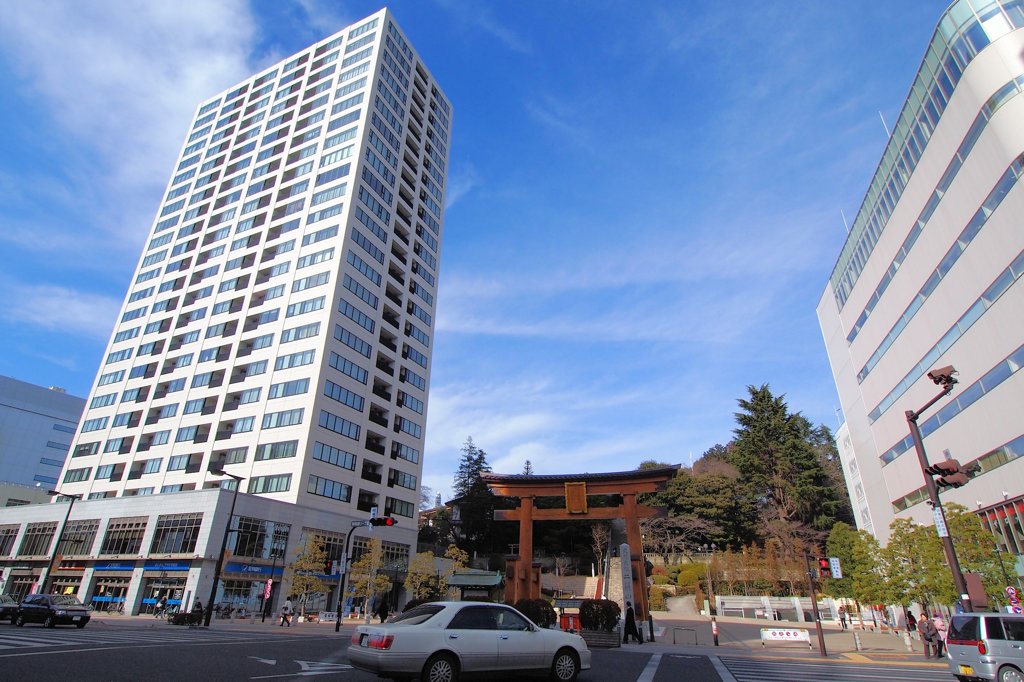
top-left (249, 656), bottom-right (277, 665)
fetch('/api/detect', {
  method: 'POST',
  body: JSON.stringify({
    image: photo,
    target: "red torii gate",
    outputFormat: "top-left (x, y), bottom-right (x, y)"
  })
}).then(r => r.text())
top-left (480, 466), bottom-right (677, 620)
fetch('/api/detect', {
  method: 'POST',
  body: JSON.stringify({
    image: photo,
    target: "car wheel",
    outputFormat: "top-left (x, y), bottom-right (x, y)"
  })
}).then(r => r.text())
top-left (1000, 667), bottom-right (1024, 682)
top-left (550, 648), bottom-right (580, 682)
top-left (44, 615), bottom-right (56, 628)
top-left (422, 652), bottom-right (459, 682)
top-left (14, 614), bottom-right (24, 627)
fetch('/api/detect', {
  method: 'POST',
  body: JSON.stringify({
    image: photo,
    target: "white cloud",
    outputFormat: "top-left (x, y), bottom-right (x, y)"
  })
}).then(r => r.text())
top-left (444, 164), bottom-right (481, 209)
top-left (433, 0), bottom-right (532, 54)
top-left (0, 1), bottom-right (259, 249)
top-left (0, 280), bottom-right (120, 340)
top-left (525, 97), bottom-right (592, 151)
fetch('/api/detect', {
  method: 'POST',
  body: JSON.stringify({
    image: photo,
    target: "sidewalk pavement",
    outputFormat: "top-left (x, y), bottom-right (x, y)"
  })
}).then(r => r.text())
top-left (641, 611), bottom-right (949, 669)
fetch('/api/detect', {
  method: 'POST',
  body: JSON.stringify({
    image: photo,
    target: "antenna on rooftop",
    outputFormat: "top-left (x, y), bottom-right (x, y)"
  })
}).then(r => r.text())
top-left (878, 110), bottom-right (891, 138)
top-left (840, 209), bottom-right (850, 234)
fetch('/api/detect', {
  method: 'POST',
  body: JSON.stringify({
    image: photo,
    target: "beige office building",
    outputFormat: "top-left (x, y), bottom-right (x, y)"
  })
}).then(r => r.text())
top-left (817, 0), bottom-right (1024, 576)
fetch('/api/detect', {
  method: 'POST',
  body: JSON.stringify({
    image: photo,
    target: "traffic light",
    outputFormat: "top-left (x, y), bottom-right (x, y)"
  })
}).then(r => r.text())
top-left (925, 459), bottom-right (970, 488)
top-left (369, 516), bottom-right (397, 527)
top-left (818, 558), bottom-right (831, 579)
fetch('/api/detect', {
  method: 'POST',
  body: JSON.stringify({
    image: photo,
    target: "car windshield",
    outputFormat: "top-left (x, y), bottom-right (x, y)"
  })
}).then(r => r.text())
top-left (389, 604), bottom-right (444, 625)
top-left (51, 596), bottom-right (85, 607)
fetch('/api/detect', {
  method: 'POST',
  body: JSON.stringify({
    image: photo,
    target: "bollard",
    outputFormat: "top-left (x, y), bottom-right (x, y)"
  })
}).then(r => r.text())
top-left (853, 630), bottom-right (862, 651)
top-left (712, 616), bottom-right (720, 646)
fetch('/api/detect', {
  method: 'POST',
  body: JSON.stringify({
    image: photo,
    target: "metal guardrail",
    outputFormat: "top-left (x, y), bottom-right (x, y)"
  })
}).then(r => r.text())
top-left (672, 627), bottom-right (697, 645)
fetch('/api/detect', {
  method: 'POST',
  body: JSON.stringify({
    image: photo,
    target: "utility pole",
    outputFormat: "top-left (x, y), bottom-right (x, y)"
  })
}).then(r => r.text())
top-left (803, 551), bottom-right (828, 657)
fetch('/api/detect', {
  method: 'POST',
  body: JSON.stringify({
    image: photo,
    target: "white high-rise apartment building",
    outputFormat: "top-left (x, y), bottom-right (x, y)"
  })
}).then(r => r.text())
top-left (58, 9), bottom-right (450, 527)
top-left (817, 0), bottom-right (1024, 567)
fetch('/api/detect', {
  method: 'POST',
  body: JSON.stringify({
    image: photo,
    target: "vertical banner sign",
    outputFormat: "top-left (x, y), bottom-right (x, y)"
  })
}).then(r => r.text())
top-left (932, 507), bottom-right (950, 538)
top-left (263, 578), bottom-right (273, 600)
top-left (829, 557), bottom-right (843, 580)
top-left (619, 543), bottom-right (634, 609)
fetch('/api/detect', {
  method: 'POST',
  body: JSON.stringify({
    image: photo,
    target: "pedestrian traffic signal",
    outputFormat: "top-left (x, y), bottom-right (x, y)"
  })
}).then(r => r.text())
top-left (369, 516), bottom-right (397, 527)
top-left (818, 558), bottom-right (831, 579)
top-left (925, 459), bottom-right (971, 488)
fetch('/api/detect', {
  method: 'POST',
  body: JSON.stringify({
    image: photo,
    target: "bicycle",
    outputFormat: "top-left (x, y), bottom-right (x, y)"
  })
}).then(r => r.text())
top-left (107, 601), bottom-right (125, 615)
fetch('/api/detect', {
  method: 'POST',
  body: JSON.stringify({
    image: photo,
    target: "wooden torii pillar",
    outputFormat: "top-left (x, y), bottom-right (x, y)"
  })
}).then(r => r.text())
top-left (481, 466), bottom-right (677, 622)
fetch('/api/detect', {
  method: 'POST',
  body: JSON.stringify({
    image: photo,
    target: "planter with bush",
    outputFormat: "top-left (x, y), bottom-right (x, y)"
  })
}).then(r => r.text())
top-left (513, 598), bottom-right (556, 628)
top-left (577, 599), bottom-right (621, 648)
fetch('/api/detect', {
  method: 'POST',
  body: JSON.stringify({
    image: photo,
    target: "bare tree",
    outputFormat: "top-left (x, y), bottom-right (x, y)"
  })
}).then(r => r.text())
top-left (590, 523), bottom-right (610, 575)
top-left (641, 515), bottom-right (721, 562)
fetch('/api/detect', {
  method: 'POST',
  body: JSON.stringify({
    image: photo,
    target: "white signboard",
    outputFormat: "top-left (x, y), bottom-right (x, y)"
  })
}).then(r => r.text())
top-left (829, 557), bottom-right (843, 580)
top-left (760, 627), bottom-right (812, 648)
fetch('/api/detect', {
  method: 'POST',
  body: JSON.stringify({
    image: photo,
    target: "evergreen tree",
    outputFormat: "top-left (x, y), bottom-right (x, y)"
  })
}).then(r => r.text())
top-left (451, 437), bottom-right (497, 557)
top-left (728, 384), bottom-right (847, 543)
top-left (522, 460), bottom-right (534, 475)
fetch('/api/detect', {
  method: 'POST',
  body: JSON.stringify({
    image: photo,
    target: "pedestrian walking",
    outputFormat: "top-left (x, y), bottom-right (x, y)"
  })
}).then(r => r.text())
top-left (932, 612), bottom-right (947, 658)
top-left (622, 601), bottom-right (643, 644)
top-left (838, 606), bottom-right (848, 630)
top-left (155, 595), bottom-right (168, 618)
top-left (906, 611), bottom-right (917, 639)
top-left (280, 596), bottom-right (293, 627)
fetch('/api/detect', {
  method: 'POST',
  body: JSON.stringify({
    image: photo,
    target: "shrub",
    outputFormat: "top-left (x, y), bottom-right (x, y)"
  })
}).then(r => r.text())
top-left (652, 575), bottom-right (670, 585)
top-left (648, 587), bottom-right (668, 611)
top-left (513, 599), bottom-right (556, 628)
top-left (651, 565), bottom-right (668, 576)
top-left (402, 598), bottom-right (437, 612)
top-left (675, 563), bottom-right (705, 591)
top-left (578, 599), bottom-right (620, 632)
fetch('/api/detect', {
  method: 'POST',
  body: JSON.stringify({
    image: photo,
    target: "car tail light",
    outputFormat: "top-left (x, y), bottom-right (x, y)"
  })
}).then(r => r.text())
top-left (351, 632), bottom-right (361, 645)
top-left (978, 641), bottom-right (987, 655)
top-left (367, 634), bottom-right (394, 650)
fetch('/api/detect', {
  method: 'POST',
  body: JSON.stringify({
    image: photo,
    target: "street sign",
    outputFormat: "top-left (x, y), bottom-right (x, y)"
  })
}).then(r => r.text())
top-left (829, 557), bottom-right (843, 580)
top-left (263, 578), bottom-right (272, 599)
top-left (331, 560), bottom-right (339, 575)
top-left (370, 506), bottom-right (378, 520)
top-left (932, 506), bottom-right (950, 538)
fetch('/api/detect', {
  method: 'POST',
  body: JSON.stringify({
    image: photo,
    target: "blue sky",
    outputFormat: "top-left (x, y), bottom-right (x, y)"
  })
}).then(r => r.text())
top-left (0, 1), bottom-right (944, 501)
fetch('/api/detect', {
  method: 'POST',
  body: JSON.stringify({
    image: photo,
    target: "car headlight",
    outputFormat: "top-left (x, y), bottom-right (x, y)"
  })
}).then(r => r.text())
top-left (55, 610), bottom-right (67, 616)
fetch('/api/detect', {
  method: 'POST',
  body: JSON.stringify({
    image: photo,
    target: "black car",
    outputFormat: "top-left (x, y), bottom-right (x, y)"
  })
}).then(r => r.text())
top-left (14, 594), bottom-right (90, 628)
top-left (0, 595), bottom-right (17, 621)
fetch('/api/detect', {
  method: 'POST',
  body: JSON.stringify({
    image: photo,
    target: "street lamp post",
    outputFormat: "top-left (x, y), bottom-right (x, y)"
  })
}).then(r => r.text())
top-left (43, 490), bottom-right (82, 594)
top-left (204, 466), bottom-right (245, 627)
top-left (906, 365), bottom-right (972, 612)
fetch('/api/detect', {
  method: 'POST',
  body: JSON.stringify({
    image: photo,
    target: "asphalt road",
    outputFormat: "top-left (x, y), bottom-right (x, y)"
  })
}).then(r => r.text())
top-left (0, 620), bottom-right (955, 682)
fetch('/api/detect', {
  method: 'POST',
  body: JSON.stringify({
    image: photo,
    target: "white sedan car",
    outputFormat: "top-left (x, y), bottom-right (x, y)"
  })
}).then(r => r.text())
top-left (348, 601), bottom-right (591, 682)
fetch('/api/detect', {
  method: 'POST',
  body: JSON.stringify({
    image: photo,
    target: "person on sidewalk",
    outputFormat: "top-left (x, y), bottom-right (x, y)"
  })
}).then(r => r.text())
top-left (280, 596), bottom-right (293, 627)
top-left (906, 611), bottom-right (917, 639)
top-left (623, 601), bottom-right (643, 644)
top-left (932, 612), bottom-right (947, 658)
top-left (838, 606), bottom-right (848, 630)
top-left (919, 616), bottom-right (937, 658)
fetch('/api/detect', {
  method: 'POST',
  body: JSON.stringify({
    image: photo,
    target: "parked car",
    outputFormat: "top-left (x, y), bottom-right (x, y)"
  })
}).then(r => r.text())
top-left (0, 595), bottom-right (18, 622)
top-left (946, 611), bottom-right (1024, 682)
top-left (13, 594), bottom-right (91, 628)
top-left (348, 601), bottom-right (590, 682)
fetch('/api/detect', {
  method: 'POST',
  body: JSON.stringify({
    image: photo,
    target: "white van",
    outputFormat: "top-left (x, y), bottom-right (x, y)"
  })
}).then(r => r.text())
top-left (946, 612), bottom-right (1024, 682)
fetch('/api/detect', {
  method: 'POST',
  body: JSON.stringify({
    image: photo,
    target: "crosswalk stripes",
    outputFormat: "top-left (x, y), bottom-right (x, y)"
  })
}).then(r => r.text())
top-left (718, 656), bottom-right (951, 682)
top-left (0, 626), bottom-right (259, 652)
